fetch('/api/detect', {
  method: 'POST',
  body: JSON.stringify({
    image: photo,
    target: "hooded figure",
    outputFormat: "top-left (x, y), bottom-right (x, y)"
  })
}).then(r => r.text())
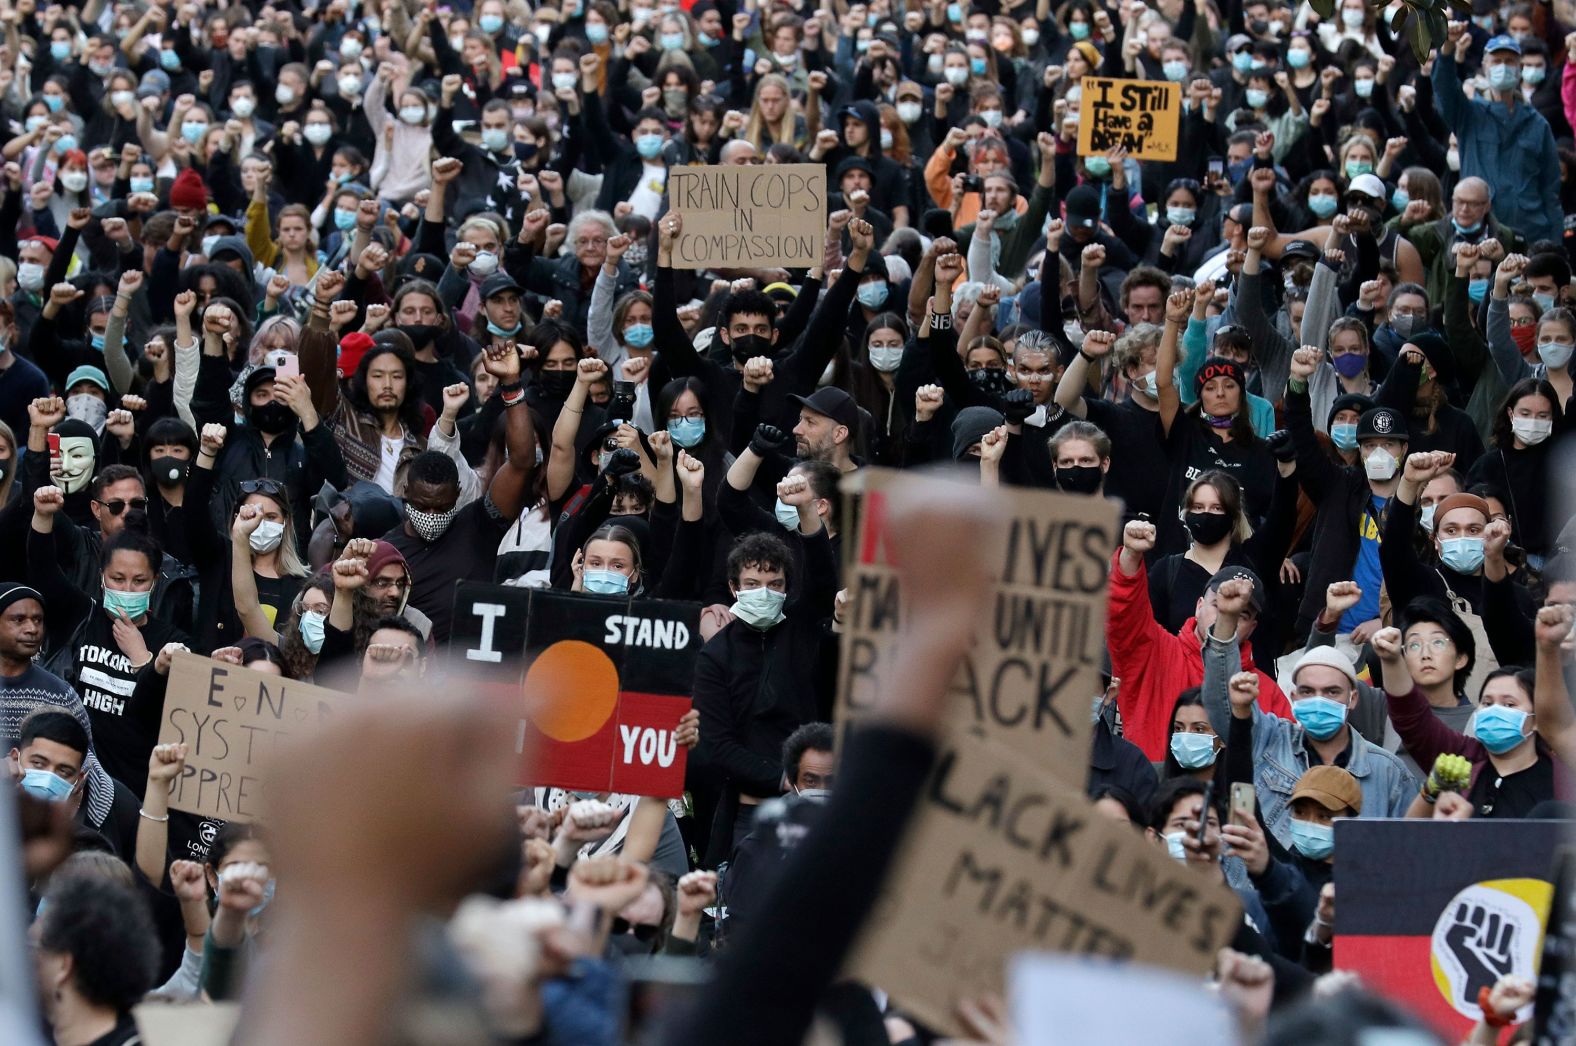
top-left (825, 100), bottom-right (907, 221)
top-left (308, 480), bottom-right (406, 568)
top-left (206, 235), bottom-right (261, 298)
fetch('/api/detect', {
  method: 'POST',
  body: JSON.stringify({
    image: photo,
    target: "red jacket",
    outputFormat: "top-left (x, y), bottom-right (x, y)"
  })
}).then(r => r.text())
top-left (1107, 551), bottom-right (1294, 760)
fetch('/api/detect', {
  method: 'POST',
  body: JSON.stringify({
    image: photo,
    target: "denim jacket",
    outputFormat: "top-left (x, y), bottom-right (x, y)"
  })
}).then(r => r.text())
top-left (1201, 632), bottom-right (1420, 850)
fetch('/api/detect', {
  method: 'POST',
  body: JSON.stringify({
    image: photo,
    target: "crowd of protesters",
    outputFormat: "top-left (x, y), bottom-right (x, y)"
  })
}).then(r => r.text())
top-left (1, 0), bottom-right (1573, 1041)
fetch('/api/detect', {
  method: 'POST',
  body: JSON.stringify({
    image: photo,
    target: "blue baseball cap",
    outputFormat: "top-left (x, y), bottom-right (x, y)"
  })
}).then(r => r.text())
top-left (1485, 33), bottom-right (1522, 54)
top-left (65, 365), bottom-right (109, 393)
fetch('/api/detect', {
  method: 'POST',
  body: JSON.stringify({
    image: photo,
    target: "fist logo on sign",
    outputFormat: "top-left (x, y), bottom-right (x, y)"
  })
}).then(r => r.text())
top-left (1443, 901), bottom-right (1516, 1002)
top-left (1429, 882), bottom-right (1546, 1019)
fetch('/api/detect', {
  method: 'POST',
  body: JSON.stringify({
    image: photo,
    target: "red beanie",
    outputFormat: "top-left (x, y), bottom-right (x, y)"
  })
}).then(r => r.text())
top-left (337, 332), bottom-right (374, 379)
top-left (30, 236), bottom-right (59, 253)
top-left (168, 167), bottom-right (208, 212)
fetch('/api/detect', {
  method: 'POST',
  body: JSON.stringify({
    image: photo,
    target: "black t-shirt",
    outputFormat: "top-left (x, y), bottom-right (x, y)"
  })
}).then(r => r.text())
top-left (1469, 751), bottom-right (1557, 819)
top-left (384, 495), bottom-right (511, 642)
top-left (1084, 396), bottom-right (1167, 521)
top-left (76, 775), bottom-right (141, 860)
top-left (253, 573), bottom-right (302, 633)
top-left (1158, 419), bottom-right (1276, 556)
top-left (1147, 548), bottom-right (1255, 634)
top-left (60, 609), bottom-right (186, 792)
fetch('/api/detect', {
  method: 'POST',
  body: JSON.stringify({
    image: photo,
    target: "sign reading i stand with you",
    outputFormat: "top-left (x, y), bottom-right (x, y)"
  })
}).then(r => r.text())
top-left (836, 470), bottom-right (1241, 1038)
top-left (156, 652), bottom-right (347, 822)
top-left (1076, 76), bottom-right (1181, 162)
top-left (666, 163), bottom-right (826, 269)
top-left (449, 583), bottom-right (699, 798)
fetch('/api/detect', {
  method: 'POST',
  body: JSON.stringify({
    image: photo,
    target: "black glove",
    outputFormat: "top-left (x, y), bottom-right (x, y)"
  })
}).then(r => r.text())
top-left (749, 423), bottom-right (787, 456)
top-left (601, 447), bottom-right (641, 480)
top-left (1000, 388), bottom-right (1035, 425)
top-left (1265, 429), bottom-right (1295, 463)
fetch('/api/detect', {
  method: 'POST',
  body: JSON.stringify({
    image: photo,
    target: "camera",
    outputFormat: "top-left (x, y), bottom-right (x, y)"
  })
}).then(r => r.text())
top-left (961, 174), bottom-right (985, 193)
top-left (609, 380), bottom-right (637, 422)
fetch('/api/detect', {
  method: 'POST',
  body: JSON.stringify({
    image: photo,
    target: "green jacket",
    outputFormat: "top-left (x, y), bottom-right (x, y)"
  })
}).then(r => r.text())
top-left (1399, 216), bottom-right (1525, 306)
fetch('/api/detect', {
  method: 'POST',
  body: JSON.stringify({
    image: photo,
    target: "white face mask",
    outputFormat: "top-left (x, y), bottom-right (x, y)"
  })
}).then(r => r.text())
top-left (276, 85), bottom-right (296, 106)
top-left (59, 170), bottom-right (88, 193)
top-left (17, 262), bottom-right (46, 292)
top-left (896, 101), bottom-right (922, 123)
top-left (232, 96), bottom-right (256, 118)
top-left (399, 105), bottom-right (427, 125)
top-left (469, 250), bottom-right (499, 276)
top-left (1363, 446), bottom-right (1398, 481)
top-left (1511, 416), bottom-right (1553, 445)
top-left (944, 67), bottom-right (970, 86)
top-left (338, 76), bottom-right (362, 97)
top-left (304, 122), bottom-right (333, 145)
top-left (249, 518), bottom-right (286, 553)
top-left (868, 344), bottom-right (904, 372)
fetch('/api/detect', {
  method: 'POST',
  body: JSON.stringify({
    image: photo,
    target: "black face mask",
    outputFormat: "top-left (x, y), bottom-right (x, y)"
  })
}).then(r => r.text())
top-left (969, 366), bottom-right (1012, 397)
top-left (248, 400), bottom-right (297, 435)
top-left (728, 333), bottom-right (773, 364)
top-left (397, 323), bottom-right (441, 352)
top-left (535, 370), bottom-right (576, 398)
top-left (1055, 464), bottom-right (1103, 495)
top-left (1184, 510), bottom-right (1234, 546)
top-left (149, 455), bottom-right (188, 487)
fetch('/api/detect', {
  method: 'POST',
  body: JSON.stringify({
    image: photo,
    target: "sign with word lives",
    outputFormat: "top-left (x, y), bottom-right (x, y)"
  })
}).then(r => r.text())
top-left (1076, 76), bottom-right (1181, 162)
top-left (667, 164), bottom-right (826, 269)
top-left (156, 652), bottom-right (348, 822)
top-left (450, 584), bottom-right (699, 798)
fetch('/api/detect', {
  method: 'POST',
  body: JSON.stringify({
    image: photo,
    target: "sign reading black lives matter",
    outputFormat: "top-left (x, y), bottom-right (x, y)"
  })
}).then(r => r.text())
top-left (837, 471), bottom-right (1241, 1036)
top-left (667, 164), bottom-right (826, 269)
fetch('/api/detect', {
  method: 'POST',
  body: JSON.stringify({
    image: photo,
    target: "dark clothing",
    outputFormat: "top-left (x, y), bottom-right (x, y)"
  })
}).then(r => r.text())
top-left (0, 353), bottom-right (51, 438)
top-left (383, 493), bottom-right (513, 642)
top-left (1086, 721), bottom-right (1159, 811)
top-left (1157, 419), bottom-right (1276, 556)
top-left (1083, 397), bottom-right (1167, 523)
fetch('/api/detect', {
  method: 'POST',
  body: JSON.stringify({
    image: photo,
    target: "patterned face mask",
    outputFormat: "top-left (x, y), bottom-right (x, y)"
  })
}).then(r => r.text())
top-left (405, 503), bottom-right (458, 542)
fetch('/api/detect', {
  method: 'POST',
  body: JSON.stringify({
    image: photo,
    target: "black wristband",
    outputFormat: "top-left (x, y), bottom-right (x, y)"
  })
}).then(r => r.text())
top-left (930, 312), bottom-right (952, 330)
top-left (1078, 349), bottom-right (1096, 364)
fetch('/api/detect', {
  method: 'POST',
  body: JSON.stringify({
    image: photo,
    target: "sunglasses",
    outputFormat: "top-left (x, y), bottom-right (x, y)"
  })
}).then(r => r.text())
top-left (240, 478), bottom-right (286, 497)
top-left (94, 497), bottom-right (149, 515)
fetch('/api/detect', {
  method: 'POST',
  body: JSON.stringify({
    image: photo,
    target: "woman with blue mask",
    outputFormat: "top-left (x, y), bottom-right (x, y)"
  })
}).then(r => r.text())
top-left (1147, 178), bottom-right (1221, 272)
top-left (571, 525), bottom-right (645, 598)
top-left (27, 490), bottom-right (189, 791)
top-left (1161, 689), bottom-right (1222, 782)
top-left (1375, 627), bottom-right (1565, 818)
top-left (844, 313), bottom-right (911, 465)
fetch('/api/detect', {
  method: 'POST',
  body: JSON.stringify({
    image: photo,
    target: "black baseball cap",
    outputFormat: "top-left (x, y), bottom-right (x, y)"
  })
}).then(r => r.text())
top-left (788, 387), bottom-right (860, 432)
top-left (1356, 406), bottom-right (1408, 441)
top-left (1206, 566), bottom-right (1265, 614)
top-left (479, 271), bottom-right (524, 299)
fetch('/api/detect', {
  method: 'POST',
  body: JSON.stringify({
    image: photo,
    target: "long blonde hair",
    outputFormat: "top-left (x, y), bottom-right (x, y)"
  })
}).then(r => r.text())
top-left (744, 74), bottom-right (797, 151)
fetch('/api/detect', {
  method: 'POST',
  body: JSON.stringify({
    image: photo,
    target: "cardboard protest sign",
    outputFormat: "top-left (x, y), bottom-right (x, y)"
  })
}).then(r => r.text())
top-left (1076, 76), bottom-right (1181, 161)
top-left (449, 584), bottom-right (699, 797)
top-left (845, 731), bottom-right (1242, 1035)
top-left (1336, 820), bottom-right (1562, 1039)
top-left (667, 164), bottom-right (826, 269)
top-left (134, 1002), bottom-right (240, 1046)
top-left (837, 469), bottom-right (1119, 785)
top-left (156, 652), bottom-right (347, 822)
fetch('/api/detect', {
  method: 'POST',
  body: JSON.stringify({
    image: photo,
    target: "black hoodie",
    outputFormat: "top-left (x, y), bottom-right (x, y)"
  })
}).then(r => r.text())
top-left (821, 100), bottom-right (907, 220)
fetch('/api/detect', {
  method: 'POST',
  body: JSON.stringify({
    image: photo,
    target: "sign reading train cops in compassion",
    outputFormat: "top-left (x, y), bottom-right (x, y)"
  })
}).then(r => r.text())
top-left (1076, 76), bottom-right (1181, 161)
top-left (157, 652), bottom-right (347, 821)
top-left (666, 164), bottom-right (826, 269)
top-left (450, 584), bottom-right (699, 797)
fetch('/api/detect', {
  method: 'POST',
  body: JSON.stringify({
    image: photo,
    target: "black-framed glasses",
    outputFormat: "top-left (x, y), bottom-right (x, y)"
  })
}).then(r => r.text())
top-left (239, 478), bottom-right (286, 497)
top-left (94, 497), bottom-right (148, 516)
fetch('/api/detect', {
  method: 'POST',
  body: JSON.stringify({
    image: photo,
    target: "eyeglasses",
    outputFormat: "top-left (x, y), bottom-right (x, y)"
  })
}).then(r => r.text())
top-left (240, 478), bottom-right (286, 497)
top-left (369, 576), bottom-right (411, 592)
top-left (94, 497), bottom-right (149, 516)
top-left (1404, 637), bottom-right (1452, 655)
top-left (575, 237), bottom-right (609, 248)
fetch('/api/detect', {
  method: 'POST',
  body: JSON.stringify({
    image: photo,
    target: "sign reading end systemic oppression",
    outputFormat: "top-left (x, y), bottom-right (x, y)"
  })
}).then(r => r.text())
top-left (450, 584), bottom-right (700, 798)
top-left (837, 471), bottom-right (1240, 1036)
top-left (1076, 76), bottom-right (1181, 162)
top-left (156, 652), bottom-right (348, 822)
top-left (667, 163), bottom-right (826, 270)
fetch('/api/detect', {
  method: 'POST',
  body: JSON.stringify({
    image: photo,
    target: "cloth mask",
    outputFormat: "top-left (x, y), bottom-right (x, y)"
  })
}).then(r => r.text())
top-left (1184, 511), bottom-right (1233, 546)
top-left (1332, 352), bottom-right (1368, 378)
top-left (66, 395), bottom-right (107, 430)
top-left (406, 504), bottom-right (458, 541)
top-left (1055, 464), bottom-right (1103, 494)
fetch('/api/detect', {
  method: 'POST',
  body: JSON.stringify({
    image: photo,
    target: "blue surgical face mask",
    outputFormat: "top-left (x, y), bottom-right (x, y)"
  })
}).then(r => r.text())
top-left (160, 49), bottom-right (181, 70)
top-left (1533, 291), bottom-right (1557, 312)
top-left (1453, 219), bottom-right (1483, 237)
top-left (1162, 60), bottom-right (1189, 82)
top-left (1353, 77), bottom-right (1374, 98)
top-left (1440, 536), bottom-right (1486, 573)
top-left (1245, 88), bottom-right (1269, 108)
top-left (624, 323), bottom-right (654, 348)
top-left (486, 319), bottom-right (522, 337)
top-left (102, 586), bottom-right (151, 620)
top-left (1330, 421), bottom-right (1358, 450)
top-left (635, 133), bottom-right (665, 159)
top-left (1289, 818), bottom-right (1335, 860)
top-left (1468, 278), bottom-right (1490, 302)
top-left (1307, 192), bottom-right (1338, 218)
top-left (51, 41), bottom-right (72, 61)
top-left (970, 57), bottom-right (988, 76)
top-left (53, 133), bottom-right (77, 154)
top-left (1344, 159), bottom-right (1373, 179)
top-left (589, 23), bottom-right (611, 43)
top-left (1287, 48), bottom-right (1311, 69)
top-left (479, 13), bottom-right (504, 33)
top-left (660, 32), bottom-right (686, 50)
top-left (583, 568), bottom-right (631, 595)
top-left (1488, 63), bottom-right (1521, 91)
top-left (334, 208), bottom-right (357, 231)
top-left (1292, 695), bottom-right (1349, 740)
top-left (1472, 705), bottom-right (1531, 755)
top-left (1166, 206), bottom-right (1196, 227)
top-left (1420, 503), bottom-right (1437, 533)
top-left (732, 586), bottom-right (787, 629)
top-left (20, 768), bottom-right (73, 802)
top-left (1232, 50), bottom-right (1254, 73)
top-left (774, 497), bottom-right (800, 529)
top-left (1169, 731), bottom-right (1218, 769)
top-left (1137, 370), bottom-right (1160, 399)
top-left (90, 331), bottom-right (106, 351)
top-left (130, 175), bottom-right (154, 194)
top-left (482, 128), bottom-right (509, 153)
top-left (668, 416), bottom-right (706, 447)
top-left (948, 2), bottom-right (965, 22)
top-left (298, 610), bottom-right (326, 654)
top-left (249, 877), bottom-right (276, 917)
top-left (857, 282), bottom-right (889, 308)
top-left (1391, 187), bottom-right (1410, 211)
top-left (1084, 155), bottom-right (1112, 178)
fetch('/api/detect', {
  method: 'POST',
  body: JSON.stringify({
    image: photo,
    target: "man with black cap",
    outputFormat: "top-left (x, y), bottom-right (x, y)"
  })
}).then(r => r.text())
top-left (1287, 346), bottom-right (1409, 645)
top-left (476, 271), bottom-right (528, 351)
top-left (1107, 516), bottom-right (1292, 762)
top-left (1068, 185), bottom-right (1141, 333)
top-left (1209, 34), bottom-right (1258, 117)
top-left (789, 388), bottom-right (861, 473)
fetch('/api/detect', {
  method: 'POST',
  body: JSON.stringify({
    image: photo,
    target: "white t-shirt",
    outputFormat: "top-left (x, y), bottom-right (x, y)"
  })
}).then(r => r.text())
top-left (374, 429), bottom-right (403, 493)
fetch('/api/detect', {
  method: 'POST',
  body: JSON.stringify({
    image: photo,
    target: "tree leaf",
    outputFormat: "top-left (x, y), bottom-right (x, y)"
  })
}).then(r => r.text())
top-left (1391, 2), bottom-right (1411, 34)
top-left (1409, 14), bottom-right (1432, 62)
top-left (1310, 0), bottom-right (1336, 21)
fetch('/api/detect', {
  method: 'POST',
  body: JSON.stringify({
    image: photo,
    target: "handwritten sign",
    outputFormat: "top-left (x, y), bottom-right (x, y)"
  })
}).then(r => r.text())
top-left (1076, 76), bottom-right (1181, 161)
top-left (156, 653), bottom-right (347, 822)
top-left (845, 732), bottom-right (1241, 1035)
top-left (449, 584), bottom-right (698, 797)
top-left (838, 469), bottom-right (1118, 782)
top-left (667, 163), bottom-right (826, 269)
